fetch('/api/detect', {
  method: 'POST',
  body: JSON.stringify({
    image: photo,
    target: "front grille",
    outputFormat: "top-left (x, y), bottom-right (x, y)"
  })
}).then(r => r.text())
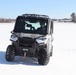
top-left (19, 37), bottom-right (35, 47)
top-left (19, 43), bottom-right (32, 47)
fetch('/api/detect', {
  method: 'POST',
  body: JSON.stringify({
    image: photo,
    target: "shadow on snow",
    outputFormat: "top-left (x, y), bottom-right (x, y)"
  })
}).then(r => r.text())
top-left (0, 51), bottom-right (40, 66)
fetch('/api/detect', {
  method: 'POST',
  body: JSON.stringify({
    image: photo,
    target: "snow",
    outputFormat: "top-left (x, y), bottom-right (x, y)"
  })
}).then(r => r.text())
top-left (0, 22), bottom-right (76, 75)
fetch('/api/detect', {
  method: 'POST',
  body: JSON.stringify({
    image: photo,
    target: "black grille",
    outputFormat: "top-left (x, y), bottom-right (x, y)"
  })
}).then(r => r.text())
top-left (19, 37), bottom-right (35, 47)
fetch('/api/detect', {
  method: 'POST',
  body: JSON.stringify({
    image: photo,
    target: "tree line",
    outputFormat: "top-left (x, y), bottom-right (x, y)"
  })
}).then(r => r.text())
top-left (0, 18), bottom-right (15, 23)
top-left (52, 12), bottom-right (76, 23)
top-left (0, 13), bottom-right (76, 23)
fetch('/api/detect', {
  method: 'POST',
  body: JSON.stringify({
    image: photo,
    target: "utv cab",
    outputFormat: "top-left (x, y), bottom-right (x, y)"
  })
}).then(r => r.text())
top-left (5, 14), bottom-right (53, 65)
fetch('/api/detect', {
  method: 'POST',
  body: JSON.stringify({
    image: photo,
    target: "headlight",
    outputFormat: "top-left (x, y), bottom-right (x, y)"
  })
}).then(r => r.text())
top-left (36, 37), bottom-right (47, 45)
top-left (10, 34), bottom-right (18, 42)
top-left (37, 37), bottom-right (47, 40)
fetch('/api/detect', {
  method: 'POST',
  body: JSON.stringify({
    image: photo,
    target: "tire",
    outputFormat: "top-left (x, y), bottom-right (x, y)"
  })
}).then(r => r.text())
top-left (38, 49), bottom-right (50, 65)
top-left (5, 45), bottom-right (15, 62)
top-left (50, 45), bottom-right (53, 56)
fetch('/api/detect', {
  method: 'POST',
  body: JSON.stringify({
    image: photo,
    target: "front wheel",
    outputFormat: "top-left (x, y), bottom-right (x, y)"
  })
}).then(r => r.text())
top-left (5, 45), bottom-right (15, 62)
top-left (38, 49), bottom-right (50, 65)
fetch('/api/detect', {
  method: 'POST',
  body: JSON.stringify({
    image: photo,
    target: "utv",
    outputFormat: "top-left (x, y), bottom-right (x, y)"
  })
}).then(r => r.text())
top-left (5, 14), bottom-right (53, 65)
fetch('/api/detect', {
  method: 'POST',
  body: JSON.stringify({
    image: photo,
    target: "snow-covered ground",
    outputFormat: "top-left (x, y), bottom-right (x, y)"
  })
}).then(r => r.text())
top-left (0, 22), bottom-right (76, 75)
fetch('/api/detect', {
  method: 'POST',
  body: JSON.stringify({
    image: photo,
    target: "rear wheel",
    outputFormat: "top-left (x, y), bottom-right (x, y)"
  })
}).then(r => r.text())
top-left (38, 49), bottom-right (50, 65)
top-left (50, 45), bottom-right (53, 56)
top-left (5, 45), bottom-right (15, 62)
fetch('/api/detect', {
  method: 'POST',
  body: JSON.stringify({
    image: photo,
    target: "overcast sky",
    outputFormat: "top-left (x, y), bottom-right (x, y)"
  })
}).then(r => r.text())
top-left (0, 0), bottom-right (76, 19)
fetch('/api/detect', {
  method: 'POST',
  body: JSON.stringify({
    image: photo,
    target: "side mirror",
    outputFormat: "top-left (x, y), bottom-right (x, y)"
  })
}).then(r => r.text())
top-left (11, 31), bottom-right (14, 34)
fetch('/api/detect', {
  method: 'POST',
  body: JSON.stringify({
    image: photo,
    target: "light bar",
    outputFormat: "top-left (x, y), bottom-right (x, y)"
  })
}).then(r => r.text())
top-left (22, 14), bottom-right (49, 19)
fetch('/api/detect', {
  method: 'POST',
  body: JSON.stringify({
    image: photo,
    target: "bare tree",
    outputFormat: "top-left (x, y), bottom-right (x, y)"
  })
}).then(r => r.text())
top-left (71, 12), bottom-right (76, 23)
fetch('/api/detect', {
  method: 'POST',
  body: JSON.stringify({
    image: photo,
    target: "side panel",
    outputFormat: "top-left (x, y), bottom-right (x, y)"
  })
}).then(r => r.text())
top-left (47, 35), bottom-right (52, 53)
top-left (47, 20), bottom-right (53, 54)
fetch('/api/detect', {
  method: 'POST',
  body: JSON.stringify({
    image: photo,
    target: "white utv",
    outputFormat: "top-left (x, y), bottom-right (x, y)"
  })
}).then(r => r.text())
top-left (5, 14), bottom-right (53, 65)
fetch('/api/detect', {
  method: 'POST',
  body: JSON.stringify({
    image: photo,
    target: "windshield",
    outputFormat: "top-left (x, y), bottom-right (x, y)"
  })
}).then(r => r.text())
top-left (14, 17), bottom-right (48, 35)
